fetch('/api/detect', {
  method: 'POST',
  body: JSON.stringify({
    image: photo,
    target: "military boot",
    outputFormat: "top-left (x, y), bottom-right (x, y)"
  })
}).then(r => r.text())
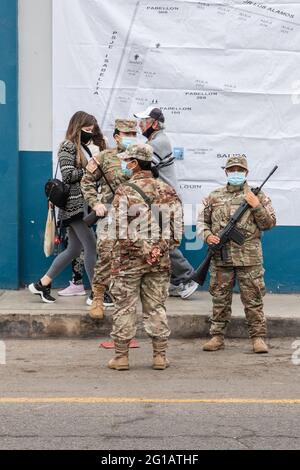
top-left (252, 337), bottom-right (268, 354)
top-left (152, 339), bottom-right (170, 370)
top-left (89, 284), bottom-right (105, 320)
top-left (108, 340), bottom-right (130, 371)
top-left (203, 335), bottom-right (225, 351)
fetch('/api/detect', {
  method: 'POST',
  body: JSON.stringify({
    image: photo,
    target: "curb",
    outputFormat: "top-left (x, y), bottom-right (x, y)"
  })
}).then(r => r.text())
top-left (0, 312), bottom-right (299, 339)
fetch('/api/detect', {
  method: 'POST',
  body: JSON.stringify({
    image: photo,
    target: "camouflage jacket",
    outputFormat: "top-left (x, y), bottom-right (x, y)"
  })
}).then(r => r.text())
top-left (197, 182), bottom-right (276, 266)
top-left (81, 147), bottom-right (130, 208)
top-left (111, 171), bottom-right (183, 273)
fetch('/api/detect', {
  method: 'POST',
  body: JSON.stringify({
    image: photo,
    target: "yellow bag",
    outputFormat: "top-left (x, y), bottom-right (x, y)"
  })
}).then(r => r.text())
top-left (44, 205), bottom-right (56, 257)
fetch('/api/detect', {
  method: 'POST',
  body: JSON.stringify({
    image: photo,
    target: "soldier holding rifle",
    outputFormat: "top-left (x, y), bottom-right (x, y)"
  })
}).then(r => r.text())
top-left (197, 155), bottom-right (276, 353)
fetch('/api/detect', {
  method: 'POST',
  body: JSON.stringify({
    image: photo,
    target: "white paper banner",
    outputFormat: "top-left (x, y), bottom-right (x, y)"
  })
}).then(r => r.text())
top-left (53, 0), bottom-right (300, 225)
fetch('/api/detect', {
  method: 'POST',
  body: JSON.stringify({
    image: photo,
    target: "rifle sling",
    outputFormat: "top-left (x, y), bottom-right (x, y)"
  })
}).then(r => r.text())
top-left (124, 182), bottom-right (163, 234)
top-left (92, 156), bottom-right (115, 196)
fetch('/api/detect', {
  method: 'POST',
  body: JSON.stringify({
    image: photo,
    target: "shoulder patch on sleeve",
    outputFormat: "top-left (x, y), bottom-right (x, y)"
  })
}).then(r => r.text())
top-left (86, 157), bottom-right (99, 174)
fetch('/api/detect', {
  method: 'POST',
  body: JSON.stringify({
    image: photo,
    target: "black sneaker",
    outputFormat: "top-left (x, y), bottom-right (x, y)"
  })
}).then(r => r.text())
top-left (28, 281), bottom-right (56, 304)
top-left (104, 291), bottom-right (114, 308)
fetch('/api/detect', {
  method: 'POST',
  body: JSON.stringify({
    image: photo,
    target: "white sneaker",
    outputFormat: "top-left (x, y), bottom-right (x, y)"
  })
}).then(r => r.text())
top-left (58, 281), bottom-right (86, 297)
top-left (86, 292), bottom-right (93, 306)
top-left (177, 280), bottom-right (199, 299)
top-left (169, 283), bottom-right (181, 297)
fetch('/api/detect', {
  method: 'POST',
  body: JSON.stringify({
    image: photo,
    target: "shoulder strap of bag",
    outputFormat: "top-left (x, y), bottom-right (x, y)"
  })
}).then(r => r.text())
top-left (81, 143), bottom-right (93, 160)
top-left (54, 160), bottom-right (60, 179)
top-left (92, 156), bottom-right (115, 196)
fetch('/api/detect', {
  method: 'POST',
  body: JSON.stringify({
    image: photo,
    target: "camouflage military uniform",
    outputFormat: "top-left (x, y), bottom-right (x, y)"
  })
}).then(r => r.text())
top-left (69, 144), bottom-right (106, 287)
top-left (110, 145), bottom-right (182, 343)
top-left (81, 120), bottom-right (137, 288)
top-left (72, 252), bottom-right (84, 285)
top-left (197, 156), bottom-right (276, 339)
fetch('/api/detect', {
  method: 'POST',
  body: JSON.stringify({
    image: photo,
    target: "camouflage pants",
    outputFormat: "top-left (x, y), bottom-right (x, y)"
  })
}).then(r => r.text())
top-left (110, 269), bottom-right (171, 342)
top-left (92, 238), bottom-right (114, 287)
top-left (209, 265), bottom-right (267, 338)
top-left (71, 252), bottom-right (84, 285)
top-left (64, 229), bottom-right (84, 285)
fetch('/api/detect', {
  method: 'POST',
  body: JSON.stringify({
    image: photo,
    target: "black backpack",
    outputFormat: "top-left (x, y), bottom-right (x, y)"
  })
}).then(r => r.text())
top-left (45, 160), bottom-right (70, 209)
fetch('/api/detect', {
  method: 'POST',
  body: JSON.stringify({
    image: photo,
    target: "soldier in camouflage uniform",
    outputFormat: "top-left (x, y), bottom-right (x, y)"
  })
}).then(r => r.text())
top-left (197, 155), bottom-right (276, 353)
top-left (108, 144), bottom-right (182, 371)
top-left (81, 119), bottom-right (137, 319)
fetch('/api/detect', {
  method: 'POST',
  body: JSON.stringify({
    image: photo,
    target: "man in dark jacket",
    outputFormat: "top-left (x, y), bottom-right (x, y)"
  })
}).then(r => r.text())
top-left (134, 107), bottom-right (198, 299)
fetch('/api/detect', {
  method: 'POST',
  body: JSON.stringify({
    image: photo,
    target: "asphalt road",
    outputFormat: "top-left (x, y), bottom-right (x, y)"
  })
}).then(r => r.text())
top-left (0, 338), bottom-right (299, 450)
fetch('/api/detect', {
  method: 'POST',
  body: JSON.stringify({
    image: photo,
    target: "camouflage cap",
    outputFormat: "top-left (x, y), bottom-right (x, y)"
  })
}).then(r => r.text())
top-left (225, 154), bottom-right (248, 171)
top-left (115, 119), bottom-right (137, 133)
top-left (119, 143), bottom-right (153, 162)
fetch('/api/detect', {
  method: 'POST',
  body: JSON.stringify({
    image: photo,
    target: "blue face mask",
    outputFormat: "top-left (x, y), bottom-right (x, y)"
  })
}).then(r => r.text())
top-left (121, 160), bottom-right (133, 178)
top-left (227, 172), bottom-right (246, 186)
top-left (121, 137), bottom-right (137, 149)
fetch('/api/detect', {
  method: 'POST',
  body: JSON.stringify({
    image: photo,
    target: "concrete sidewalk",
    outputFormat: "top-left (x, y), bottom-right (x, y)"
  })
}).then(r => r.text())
top-left (0, 289), bottom-right (299, 338)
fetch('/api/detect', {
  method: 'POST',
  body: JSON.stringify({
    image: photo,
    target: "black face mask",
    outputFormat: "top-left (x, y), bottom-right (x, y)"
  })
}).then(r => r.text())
top-left (143, 126), bottom-right (156, 140)
top-left (81, 130), bottom-right (93, 145)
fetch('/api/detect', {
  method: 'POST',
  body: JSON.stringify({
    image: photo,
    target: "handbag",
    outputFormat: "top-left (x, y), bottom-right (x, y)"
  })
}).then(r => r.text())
top-left (45, 159), bottom-right (70, 209)
top-left (44, 205), bottom-right (56, 257)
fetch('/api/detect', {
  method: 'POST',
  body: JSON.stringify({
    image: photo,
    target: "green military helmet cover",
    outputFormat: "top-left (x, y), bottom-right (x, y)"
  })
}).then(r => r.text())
top-left (225, 154), bottom-right (248, 171)
top-left (115, 119), bottom-right (137, 133)
top-left (120, 143), bottom-right (154, 162)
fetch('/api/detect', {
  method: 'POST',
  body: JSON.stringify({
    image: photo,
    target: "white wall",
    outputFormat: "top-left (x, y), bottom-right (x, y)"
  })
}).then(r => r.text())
top-left (18, 0), bottom-right (52, 152)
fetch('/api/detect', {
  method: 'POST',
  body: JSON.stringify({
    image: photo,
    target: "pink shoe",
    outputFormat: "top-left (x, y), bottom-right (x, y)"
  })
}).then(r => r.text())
top-left (58, 281), bottom-right (86, 297)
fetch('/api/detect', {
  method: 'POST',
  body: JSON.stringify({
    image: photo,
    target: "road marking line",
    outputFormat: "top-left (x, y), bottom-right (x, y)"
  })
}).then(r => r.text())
top-left (0, 398), bottom-right (300, 405)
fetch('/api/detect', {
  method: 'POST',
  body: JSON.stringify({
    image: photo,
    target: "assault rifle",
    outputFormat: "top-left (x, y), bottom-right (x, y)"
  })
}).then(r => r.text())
top-left (191, 166), bottom-right (278, 285)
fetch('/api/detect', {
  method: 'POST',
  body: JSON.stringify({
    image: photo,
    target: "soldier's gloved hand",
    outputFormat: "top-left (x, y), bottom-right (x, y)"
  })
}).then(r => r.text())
top-left (207, 235), bottom-right (220, 245)
top-left (93, 203), bottom-right (108, 217)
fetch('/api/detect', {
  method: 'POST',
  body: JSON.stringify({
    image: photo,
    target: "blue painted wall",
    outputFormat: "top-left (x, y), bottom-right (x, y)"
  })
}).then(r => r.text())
top-left (0, 0), bottom-right (19, 288)
top-left (183, 227), bottom-right (300, 294)
top-left (20, 152), bottom-right (300, 292)
top-left (20, 151), bottom-right (73, 288)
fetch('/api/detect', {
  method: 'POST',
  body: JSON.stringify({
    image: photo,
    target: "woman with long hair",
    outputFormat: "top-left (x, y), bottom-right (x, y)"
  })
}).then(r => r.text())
top-left (29, 111), bottom-right (101, 303)
top-left (57, 120), bottom-right (107, 299)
